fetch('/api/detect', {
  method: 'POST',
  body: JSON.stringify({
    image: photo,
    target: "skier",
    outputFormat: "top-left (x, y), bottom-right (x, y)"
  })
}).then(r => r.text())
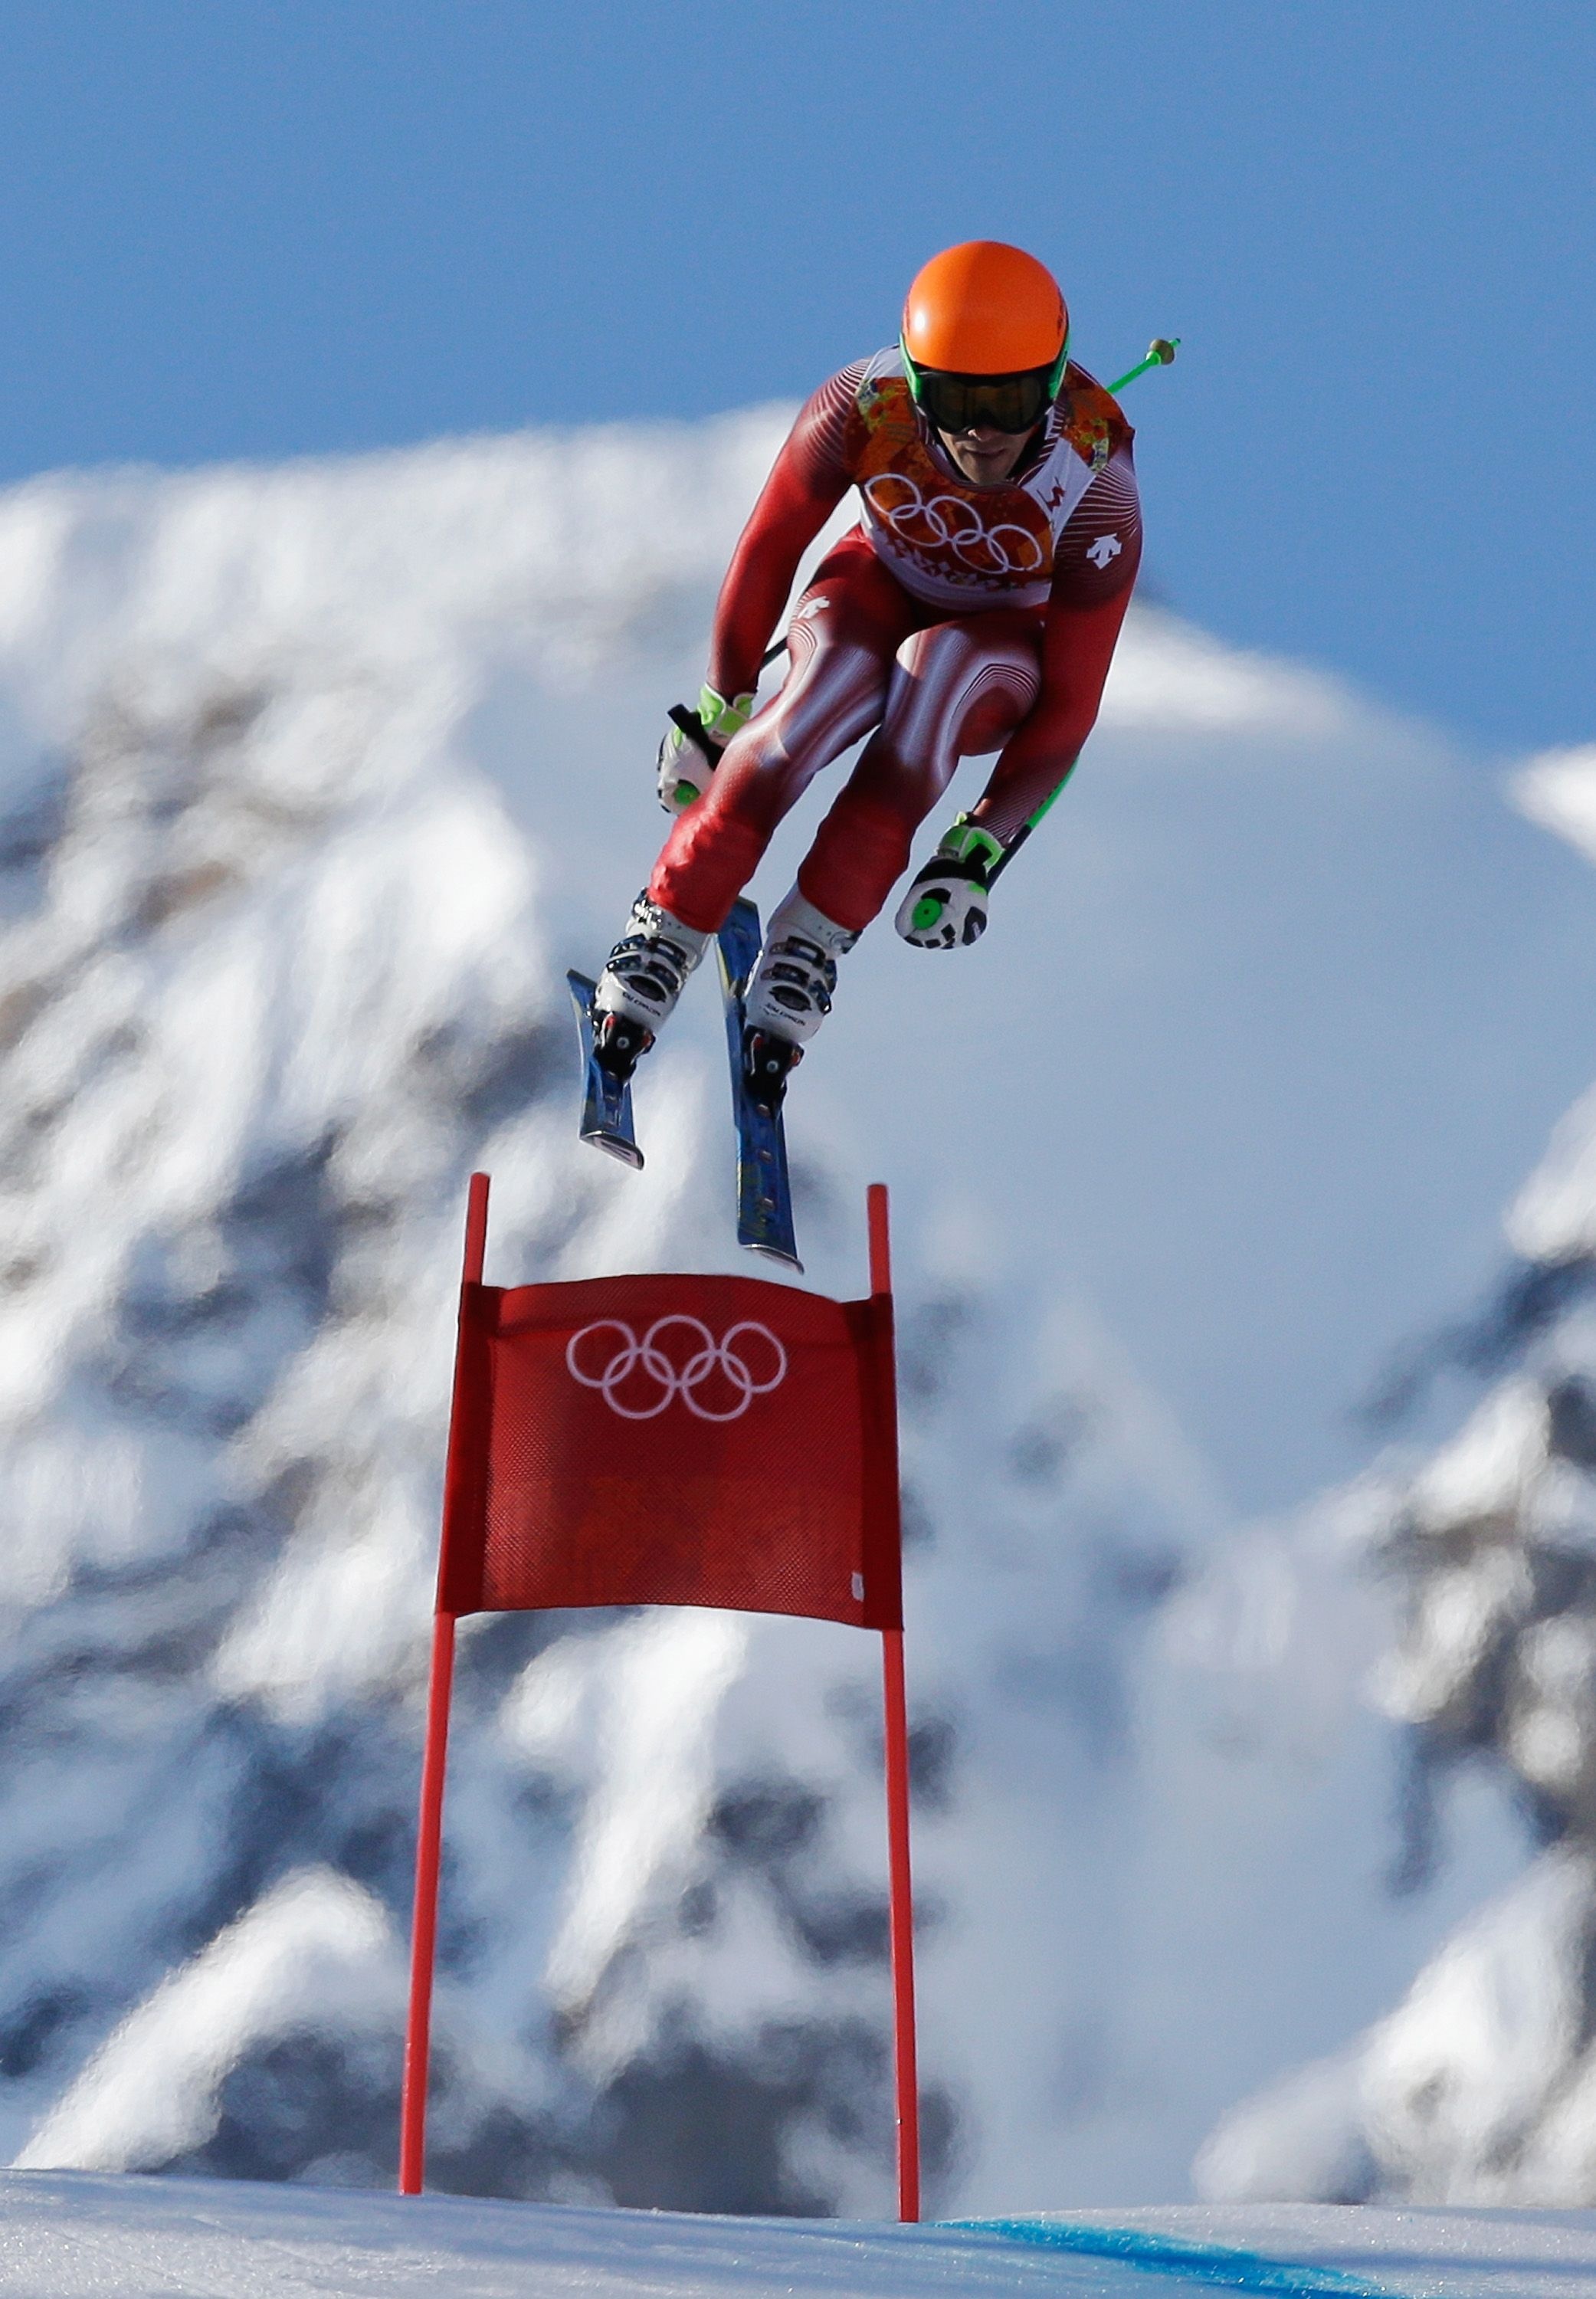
top-left (588, 238), bottom-right (1142, 1107)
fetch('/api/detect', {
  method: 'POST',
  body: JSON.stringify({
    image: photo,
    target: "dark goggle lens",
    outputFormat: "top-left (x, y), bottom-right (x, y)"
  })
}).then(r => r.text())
top-left (912, 364), bottom-right (1057, 435)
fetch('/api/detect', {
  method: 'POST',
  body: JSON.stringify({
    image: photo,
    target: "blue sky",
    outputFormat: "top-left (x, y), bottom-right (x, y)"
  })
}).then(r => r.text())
top-left (1, 2), bottom-right (1591, 749)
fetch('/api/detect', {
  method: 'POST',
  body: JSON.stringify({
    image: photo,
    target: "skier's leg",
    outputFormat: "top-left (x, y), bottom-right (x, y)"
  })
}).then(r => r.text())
top-left (801, 609), bottom-right (1043, 930)
top-left (648, 538), bottom-right (919, 930)
top-left (592, 540), bottom-right (916, 1071)
top-left (742, 611), bottom-right (1041, 1052)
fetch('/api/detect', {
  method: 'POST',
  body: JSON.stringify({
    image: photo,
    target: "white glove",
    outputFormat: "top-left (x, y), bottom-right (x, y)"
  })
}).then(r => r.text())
top-left (656, 685), bottom-right (756, 813)
top-left (895, 818), bottom-right (1005, 949)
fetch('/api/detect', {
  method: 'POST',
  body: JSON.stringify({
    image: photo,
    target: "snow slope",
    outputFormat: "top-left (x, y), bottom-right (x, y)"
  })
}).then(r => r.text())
top-left (15, 2170), bottom-right (1596, 2299)
top-left (0, 411), bottom-right (1586, 2215)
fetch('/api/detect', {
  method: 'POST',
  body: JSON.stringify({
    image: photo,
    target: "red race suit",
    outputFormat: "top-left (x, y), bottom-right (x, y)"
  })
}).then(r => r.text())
top-left (651, 346), bottom-right (1142, 936)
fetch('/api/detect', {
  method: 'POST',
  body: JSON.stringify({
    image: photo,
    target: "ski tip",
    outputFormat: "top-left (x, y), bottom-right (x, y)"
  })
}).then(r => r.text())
top-left (566, 969), bottom-right (598, 1006)
top-left (742, 1240), bottom-right (802, 1274)
top-left (727, 896), bottom-right (761, 933)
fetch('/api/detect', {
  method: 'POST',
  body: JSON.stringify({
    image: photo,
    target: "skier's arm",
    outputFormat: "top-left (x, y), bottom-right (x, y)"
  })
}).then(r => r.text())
top-left (967, 444), bottom-right (1142, 846)
top-left (704, 363), bottom-right (863, 705)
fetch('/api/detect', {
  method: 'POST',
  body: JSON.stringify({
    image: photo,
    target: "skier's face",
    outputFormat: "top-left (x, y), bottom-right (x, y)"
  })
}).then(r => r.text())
top-left (936, 423), bottom-right (1037, 486)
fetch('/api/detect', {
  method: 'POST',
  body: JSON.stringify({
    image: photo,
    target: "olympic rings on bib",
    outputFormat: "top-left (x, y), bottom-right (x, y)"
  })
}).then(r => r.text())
top-left (862, 472), bottom-right (1048, 577)
top-left (565, 1317), bottom-right (789, 1422)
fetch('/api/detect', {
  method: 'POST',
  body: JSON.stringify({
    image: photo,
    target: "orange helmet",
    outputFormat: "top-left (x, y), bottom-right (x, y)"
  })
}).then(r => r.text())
top-left (900, 241), bottom-right (1070, 434)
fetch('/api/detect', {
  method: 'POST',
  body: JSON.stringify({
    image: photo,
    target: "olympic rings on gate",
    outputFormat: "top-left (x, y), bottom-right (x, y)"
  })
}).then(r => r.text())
top-left (862, 472), bottom-right (1048, 577)
top-left (565, 1317), bottom-right (789, 1422)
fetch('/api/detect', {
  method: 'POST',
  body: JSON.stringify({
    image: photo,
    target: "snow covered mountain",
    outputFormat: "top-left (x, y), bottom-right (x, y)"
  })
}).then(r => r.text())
top-left (1195, 746), bottom-right (1596, 2209)
top-left (0, 411), bottom-right (1588, 2216)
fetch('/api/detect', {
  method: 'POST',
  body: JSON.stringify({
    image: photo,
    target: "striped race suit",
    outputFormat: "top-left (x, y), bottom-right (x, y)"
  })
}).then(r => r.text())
top-left (651, 347), bottom-right (1142, 936)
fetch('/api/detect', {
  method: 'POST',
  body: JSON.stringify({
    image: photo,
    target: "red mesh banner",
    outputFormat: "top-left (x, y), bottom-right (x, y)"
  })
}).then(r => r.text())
top-left (436, 1271), bottom-right (902, 1631)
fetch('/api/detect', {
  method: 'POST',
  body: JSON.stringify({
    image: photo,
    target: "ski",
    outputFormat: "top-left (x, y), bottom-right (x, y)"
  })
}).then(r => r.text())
top-left (716, 899), bottom-right (801, 1271)
top-left (566, 970), bottom-right (644, 1171)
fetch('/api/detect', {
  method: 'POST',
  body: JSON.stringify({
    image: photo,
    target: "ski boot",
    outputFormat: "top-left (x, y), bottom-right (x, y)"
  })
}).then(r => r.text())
top-left (741, 890), bottom-right (856, 1111)
top-left (591, 894), bottom-right (710, 1082)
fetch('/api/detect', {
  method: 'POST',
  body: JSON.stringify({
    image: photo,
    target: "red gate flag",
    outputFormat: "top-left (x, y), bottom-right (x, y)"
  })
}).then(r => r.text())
top-left (435, 1269), bottom-right (903, 1630)
top-left (403, 1181), bottom-right (919, 2219)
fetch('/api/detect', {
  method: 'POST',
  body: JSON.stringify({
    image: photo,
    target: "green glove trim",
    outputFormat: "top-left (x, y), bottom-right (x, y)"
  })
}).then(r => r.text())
top-left (940, 815), bottom-right (1006, 877)
top-left (697, 684), bottom-right (758, 744)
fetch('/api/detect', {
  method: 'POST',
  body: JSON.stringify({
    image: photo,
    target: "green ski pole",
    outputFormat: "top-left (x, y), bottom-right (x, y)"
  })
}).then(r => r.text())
top-left (985, 777), bottom-right (1072, 887)
top-left (985, 341), bottom-right (1178, 879)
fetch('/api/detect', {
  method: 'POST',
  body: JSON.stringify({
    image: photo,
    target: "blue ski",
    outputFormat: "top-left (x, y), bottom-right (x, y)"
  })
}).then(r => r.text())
top-left (567, 970), bottom-right (644, 1171)
top-left (716, 900), bottom-right (801, 1271)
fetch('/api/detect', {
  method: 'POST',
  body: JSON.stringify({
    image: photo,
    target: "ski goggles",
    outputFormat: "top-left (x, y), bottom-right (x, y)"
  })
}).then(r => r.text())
top-left (900, 340), bottom-right (1069, 435)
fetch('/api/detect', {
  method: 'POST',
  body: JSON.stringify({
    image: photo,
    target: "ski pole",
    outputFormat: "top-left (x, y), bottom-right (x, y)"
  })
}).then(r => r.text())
top-left (985, 778), bottom-right (1072, 887)
top-left (981, 347), bottom-right (1175, 877)
top-left (1107, 336), bottom-right (1179, 395)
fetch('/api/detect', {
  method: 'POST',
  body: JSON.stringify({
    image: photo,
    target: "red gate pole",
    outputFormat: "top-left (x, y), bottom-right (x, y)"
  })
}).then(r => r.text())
top-left (398, 1612), bottom-right (456, 2194)
top-left (399, 1172), bottom-right (490, 2196)
top-left (869, 1183), bottom-right (921, 2224)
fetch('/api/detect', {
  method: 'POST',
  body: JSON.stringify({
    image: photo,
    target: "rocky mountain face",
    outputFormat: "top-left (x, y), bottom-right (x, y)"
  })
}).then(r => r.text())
top-left (1198, 751), bottom-right (1596, 2209)
top-left (0, 432), bottom-right (1234, 2219)
top-left (0, 419), bottom-right (1586, 2219)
